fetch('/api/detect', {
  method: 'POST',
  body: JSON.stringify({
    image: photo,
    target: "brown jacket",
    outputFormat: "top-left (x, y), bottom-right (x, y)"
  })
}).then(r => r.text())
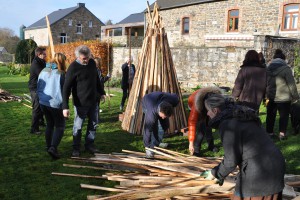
top-left (232, 65), bottom-right (267, 110)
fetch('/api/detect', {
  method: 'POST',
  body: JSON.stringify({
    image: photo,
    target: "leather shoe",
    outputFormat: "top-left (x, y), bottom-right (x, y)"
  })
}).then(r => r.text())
top-left (71, 149), bottom-right (80, 157)
top-left (48, 147), bottom-right (60, 159)
top-left (85, 145), bottom-right (99, 154)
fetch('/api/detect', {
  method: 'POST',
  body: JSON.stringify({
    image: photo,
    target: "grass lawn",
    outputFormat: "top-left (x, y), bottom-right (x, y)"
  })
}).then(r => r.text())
top-left (0, 65), bottom-right (299, 199)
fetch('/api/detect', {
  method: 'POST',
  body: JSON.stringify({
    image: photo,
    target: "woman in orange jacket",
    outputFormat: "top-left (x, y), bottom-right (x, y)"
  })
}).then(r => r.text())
top-left (188, 87), bottom-right (220, 156)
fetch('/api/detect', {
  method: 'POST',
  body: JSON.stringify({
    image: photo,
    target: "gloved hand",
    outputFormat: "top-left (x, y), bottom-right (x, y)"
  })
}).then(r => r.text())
top-left (200, 170), bottom-right (224, 186)
top-left (200, 170), bottom-right (215, 180)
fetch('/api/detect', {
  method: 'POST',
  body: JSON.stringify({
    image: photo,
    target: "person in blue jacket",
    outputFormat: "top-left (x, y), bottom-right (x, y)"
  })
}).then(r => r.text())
top-left (142, 91), bottom-right (179, 158)
top-left (37, 53), bottom-right (66, 159)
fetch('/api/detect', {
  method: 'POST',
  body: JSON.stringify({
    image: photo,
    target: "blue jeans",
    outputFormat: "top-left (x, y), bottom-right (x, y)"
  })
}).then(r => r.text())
top-left (73, 104), bottom-right (98, 150)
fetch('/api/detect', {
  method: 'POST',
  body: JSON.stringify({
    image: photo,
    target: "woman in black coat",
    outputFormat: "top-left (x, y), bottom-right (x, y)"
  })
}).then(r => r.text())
top-left (196, 88), bottom-right (285, 200)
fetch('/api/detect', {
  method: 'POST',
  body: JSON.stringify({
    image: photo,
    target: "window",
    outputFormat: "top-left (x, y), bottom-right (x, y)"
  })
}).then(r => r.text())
top-left (68, 19), bottom-right (72, 26)
top-left (106, 29), bottom-right (113, 36)
top-left (113, 28), bottom-right (122, 36)
top-left (182, 17), bottom-right (190, 34)
top-left (76, 24), bottom-right (82, 33)
top-left (60, 33), bottom-right (67, 43)
top-left (228, 9), bottom-right (239, 32)
top-left (283, 4), bottom-right (299, 30)
top-left (89, 20), bottom-right (93, 28)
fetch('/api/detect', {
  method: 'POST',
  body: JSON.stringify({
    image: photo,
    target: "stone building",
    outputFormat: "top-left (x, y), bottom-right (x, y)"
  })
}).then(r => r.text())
top-left (139, 0), bottom-right (300, 88)
top-left (101, 12), bottom-right (144, 47)
top-left (24, 3), bottom-right (104, 46)
top-left (149, 0), bottom-right (300, 48)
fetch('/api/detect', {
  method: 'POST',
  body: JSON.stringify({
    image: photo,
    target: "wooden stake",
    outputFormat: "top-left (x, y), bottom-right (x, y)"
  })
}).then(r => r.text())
top-left (45, 15), bottom-right (55, 58)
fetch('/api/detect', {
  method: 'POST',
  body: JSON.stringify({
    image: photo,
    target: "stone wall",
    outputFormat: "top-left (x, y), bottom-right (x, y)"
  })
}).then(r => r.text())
top-left (51, 6), bottom-right (102, 44)
top-left (25, 5), bottom-right (102, 46)
top-left (24, 28), bottom-right (48, 46)
top-left (110, 35), bottom-right (300, 89)
top-left (111, 46), bottom-right (247, 89)
top-left (155, 0), bottom-right (300, 48)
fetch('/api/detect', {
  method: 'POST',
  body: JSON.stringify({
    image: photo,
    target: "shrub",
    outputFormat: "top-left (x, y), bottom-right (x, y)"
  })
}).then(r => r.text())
top-left (15, 39), bottom-right (37, 64)
top-left (104, 77), bottom-right (121, 88)
top-left (7, 64), bottom-right (30, 76)
top-left (294, 47), bottom-right (300, 83)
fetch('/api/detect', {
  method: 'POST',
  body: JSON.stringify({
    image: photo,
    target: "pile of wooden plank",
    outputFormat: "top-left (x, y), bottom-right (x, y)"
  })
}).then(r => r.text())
top-left (53, 147), bottom-right (237, 199)
top-left (0, 89), bottom-right (22, 102)
top-left (121, 2), bottom-right (187, 135)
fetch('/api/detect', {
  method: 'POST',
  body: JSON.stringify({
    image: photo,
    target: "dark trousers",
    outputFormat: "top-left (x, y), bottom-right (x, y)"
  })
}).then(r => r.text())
top-left (266, 100), bottom-right (291, 134)
top-left (30, 90), bottom-right (43, 132)
top-left (40, 105), bottom-right (65, 149)
top-left (73, 105), bottom-right (98, 150)
top-left (194, 121), bottom-right (214, 153)
top-left (120, 88), bottom-right (128, 107)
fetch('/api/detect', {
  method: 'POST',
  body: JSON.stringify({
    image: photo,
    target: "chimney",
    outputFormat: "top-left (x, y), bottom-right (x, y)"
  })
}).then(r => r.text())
top-left (77, 3), bottom-right (85, 7)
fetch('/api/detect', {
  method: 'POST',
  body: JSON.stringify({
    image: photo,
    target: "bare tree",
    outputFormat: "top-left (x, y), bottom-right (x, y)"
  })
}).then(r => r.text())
top-left (105, 20), bottom-right (113, 25)
top-left (0, 27), bottom-right (20, 54)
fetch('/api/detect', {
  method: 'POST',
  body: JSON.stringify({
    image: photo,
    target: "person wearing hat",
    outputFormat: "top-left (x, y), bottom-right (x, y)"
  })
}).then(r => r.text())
top-left (196, 88), bottom-right (285, 199)
top-left (187, 87), bottom-right (219, 156)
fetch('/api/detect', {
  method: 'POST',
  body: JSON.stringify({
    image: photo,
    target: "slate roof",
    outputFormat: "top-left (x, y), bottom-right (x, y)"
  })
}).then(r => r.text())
top-left (117, 12), bottom-right (144, 24)
top-left (148, 0), bottom-right (227, 10)
top-left (26, 3), bottom-right (104, 30)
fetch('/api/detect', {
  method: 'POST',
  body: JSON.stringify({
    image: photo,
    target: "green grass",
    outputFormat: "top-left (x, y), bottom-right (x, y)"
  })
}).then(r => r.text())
top-left (0, 65), bottom-right (299, 199)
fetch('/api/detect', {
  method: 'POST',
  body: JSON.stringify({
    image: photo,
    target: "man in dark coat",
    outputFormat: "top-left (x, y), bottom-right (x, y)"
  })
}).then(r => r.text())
top-left (142, 92), bottom-right (179, 158)
top-left (62, 45), bottom-right (106, 157)
top-left (120, 56), bottom-right (135, 111)
top-left (28, 47), bottom-right (47, 134)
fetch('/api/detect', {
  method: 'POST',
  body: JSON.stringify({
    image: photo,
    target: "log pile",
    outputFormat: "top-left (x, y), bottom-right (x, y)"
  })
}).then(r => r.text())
top-left (53, 147), bottom-right (237, 199)
top-left (0, 89), bottom-right (22, 102)
top-left (121, 2), bottom-right (187, 135)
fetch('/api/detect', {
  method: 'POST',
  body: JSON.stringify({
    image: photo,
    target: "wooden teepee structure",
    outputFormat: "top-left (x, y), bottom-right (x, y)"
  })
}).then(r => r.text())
top-left (121, 2), bottom-right (187, 135)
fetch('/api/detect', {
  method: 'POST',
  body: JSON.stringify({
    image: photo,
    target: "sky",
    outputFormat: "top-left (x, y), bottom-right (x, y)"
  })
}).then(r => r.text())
top-left (0, 0), bottom-right (156, 36)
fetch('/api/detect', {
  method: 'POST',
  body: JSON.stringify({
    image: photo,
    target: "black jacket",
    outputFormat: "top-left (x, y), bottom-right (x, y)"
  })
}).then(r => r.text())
top-left (62, 59), bottom-right (105, 109)
top-left (210, 103), bottom-right (285, 197)
top-left (142, 92), bottom-right (179, 134)
top-left (28, 56), bottom-right (46, 91)
top-left (121, 63), bottom-right (135, 89)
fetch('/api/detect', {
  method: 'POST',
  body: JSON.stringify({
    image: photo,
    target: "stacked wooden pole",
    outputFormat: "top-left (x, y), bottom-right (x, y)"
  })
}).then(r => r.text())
top-left (53, 148), bottom-right (236, 199)
top-left (121, 2), bottom-right (187, 135)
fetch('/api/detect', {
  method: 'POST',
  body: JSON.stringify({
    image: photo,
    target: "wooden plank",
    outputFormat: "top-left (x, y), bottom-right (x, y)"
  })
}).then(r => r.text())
top-left (96, 182), bottom-right (235, 200)
top-left (145, 147), bottom-right (187, 163)
top-left (80, 184), bottom-right (129, 192)
top-left (52, 172), bottom-right (106, 179)
top-left (45, 15), bottom-right (55, 58)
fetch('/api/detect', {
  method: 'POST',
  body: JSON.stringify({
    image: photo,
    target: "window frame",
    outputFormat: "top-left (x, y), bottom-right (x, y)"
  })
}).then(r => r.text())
top-left (89, 20), bottom-right (93, 28)
top-left (68, 19), bottom-right (72, 26)
top-left (282, 3), bottom-right (299, 31)
top-left (60, 33), bottom-right (67, 44)
top-left (76, 24), bottom-right (82, 34)
top-left (182, 17), bottom-right (190, 35)
top-left (227, 9), bottom-right (239, 32)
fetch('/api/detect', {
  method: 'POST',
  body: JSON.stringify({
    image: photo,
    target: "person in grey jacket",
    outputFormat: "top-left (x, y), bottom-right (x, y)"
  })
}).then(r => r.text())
top-left (196, 89), bottom-right (285, 199)
top-left (232, 50), bottom-right (266, 111)
top-left (37, 53), bottom-right (66, 159)
top-left (266, 49), bottom-right (299, 140)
